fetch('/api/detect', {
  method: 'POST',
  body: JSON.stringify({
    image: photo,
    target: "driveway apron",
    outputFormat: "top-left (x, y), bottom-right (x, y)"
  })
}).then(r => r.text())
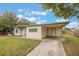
top-left (27, 38), bottom-right (66, 56)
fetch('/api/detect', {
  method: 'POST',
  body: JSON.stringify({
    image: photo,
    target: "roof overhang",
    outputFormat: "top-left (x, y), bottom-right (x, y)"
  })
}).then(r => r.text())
top-left (14, 21), bottom-right (69, 28)
top-left (42, 22), bottom-right (69, 28)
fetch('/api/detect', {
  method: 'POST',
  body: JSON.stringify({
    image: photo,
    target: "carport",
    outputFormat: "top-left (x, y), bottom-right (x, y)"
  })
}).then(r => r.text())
top-left (41, 22), bottom-right (69, 39)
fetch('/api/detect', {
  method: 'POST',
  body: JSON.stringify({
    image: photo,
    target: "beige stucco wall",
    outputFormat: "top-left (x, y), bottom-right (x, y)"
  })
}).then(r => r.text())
top-left (14, 28), bottom-right (21, 36)
top-left (42, 27), bottom-right (47, 38)
top-left (55, 28), bottom-right (62, 37)
top-left (26, 26), bottom-right (42, 40)
top-left (14, 26), bottom-right (62, 39)
top-left (20, 28), bottom-right (26, 37)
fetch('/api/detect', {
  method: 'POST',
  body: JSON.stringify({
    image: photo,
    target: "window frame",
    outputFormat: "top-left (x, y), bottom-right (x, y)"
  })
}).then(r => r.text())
top-left (29, 28), bottom-right (37, 32)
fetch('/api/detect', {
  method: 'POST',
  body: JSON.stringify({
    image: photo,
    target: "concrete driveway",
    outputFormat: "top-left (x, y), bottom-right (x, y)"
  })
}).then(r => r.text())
top-left (27, 38), bottom-right (66, 56)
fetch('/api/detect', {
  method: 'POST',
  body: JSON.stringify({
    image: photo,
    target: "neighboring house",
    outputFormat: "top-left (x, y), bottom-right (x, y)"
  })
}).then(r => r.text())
top-left (75, 30), bottom-right (79, 37)
top-left (64, 28), bottom-right (79, 36)
top-left (63, 28), bottom-right (76, 35)
top-left (14, 22), bottom-right (69, 40)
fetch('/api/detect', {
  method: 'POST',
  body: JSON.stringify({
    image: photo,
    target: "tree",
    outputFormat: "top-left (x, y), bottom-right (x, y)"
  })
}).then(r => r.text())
top-left (0, 11), bottom-right (19, 34)
top-left (42, 3), bottom-right (79, 19)
top-left (0, 11), bottom-right (35, 34)
top-left (17, 18), bottom-right (36, 27)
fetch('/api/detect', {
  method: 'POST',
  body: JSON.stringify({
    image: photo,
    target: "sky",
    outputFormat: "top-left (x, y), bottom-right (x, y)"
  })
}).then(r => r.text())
top-left (0, 3), bottom-right (79, 28)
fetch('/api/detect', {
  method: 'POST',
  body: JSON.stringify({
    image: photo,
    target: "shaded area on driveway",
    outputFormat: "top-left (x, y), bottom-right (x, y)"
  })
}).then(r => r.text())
top-left (27, 38), bottom-right (66, 56)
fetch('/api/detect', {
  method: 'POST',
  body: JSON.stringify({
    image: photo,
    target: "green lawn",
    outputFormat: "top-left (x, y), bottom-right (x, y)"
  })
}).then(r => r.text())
top-left (0, 36), bottom-right (40, 56)
top-left (63, 34), bottom-right (79, 56)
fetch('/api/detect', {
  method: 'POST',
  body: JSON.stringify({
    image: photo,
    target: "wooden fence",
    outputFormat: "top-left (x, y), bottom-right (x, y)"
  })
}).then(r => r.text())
top-left (0, 32), bottom-right (8, 35)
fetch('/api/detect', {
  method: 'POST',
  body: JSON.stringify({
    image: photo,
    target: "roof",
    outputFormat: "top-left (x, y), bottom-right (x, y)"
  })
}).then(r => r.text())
top-left (15, 21), bottom-right (70, 28)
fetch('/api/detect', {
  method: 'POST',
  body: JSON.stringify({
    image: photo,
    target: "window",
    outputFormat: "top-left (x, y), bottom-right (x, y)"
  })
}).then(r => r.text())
top-left (16, 29), bottom-right (18, 33)
top-left (29, 28), bottom-right (37, 32)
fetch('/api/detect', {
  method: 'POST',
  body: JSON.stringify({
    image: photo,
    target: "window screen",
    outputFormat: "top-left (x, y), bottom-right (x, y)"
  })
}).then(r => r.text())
top-left (29, 28), bottom-right (37, 32)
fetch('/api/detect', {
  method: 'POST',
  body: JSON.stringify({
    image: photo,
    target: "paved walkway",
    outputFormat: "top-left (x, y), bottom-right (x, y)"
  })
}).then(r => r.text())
top-left (27, 38), bottom-right (66, 56)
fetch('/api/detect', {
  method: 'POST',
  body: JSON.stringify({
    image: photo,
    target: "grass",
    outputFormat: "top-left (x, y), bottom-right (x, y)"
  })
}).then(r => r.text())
top-left (0, 36), bottom-right (41, 56)
top-left (63, 34), bottom-right (79, 56)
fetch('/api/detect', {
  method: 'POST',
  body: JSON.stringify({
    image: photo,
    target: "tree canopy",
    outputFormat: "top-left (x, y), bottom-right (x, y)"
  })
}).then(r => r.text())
top-left (42, 3), bottom-right (79, 19)
top-left (0, 11), bottom-right (35, 33)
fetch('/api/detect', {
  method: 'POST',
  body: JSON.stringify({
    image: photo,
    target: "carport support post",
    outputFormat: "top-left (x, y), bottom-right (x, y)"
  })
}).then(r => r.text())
top-left (55, 28), bottom-right (56, 37)
top-left (47, 28), bottom-right (48, 37)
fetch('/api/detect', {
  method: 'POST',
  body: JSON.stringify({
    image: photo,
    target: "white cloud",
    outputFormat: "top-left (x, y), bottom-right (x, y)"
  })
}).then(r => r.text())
top-left (37, 17), bottom-right (41, 19)
top-left (56, 19), bottom-right (79, 28)
top-left (56, 19), bottom-right (69, 22)
top-left (66, 22), bottom-right (79, 28)
top-left (17, 13), bottom-right (41, 22)
top-left (18, 9), bottom-right (24, 12)
top-left (24, 17), bottom-right (37, 22)
top-left (42, 20), bottom-right (47, 23)
top-left (36, 20), bottom-right (47, 24)
top-left (17, 9), bottom-right (48, 24)
top-left (26, 9), bottom-right (48, 16)
top-left (24, 16), bottom-right (41, 22)
top-left (31, 11), bottom-right (48, 16)
top-left (24, 12), bottom-right (32, 16)
top-left (16, 14), bottom-right (24, 22)
top-left (18, 9), bottom-right (48, 16)
top-left (17, 14), bottom-right (24, 18)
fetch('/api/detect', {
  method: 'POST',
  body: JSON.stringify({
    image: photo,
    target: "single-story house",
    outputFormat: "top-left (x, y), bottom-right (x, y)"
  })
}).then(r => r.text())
top-left (14, 22), bottom-right (69, 40)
